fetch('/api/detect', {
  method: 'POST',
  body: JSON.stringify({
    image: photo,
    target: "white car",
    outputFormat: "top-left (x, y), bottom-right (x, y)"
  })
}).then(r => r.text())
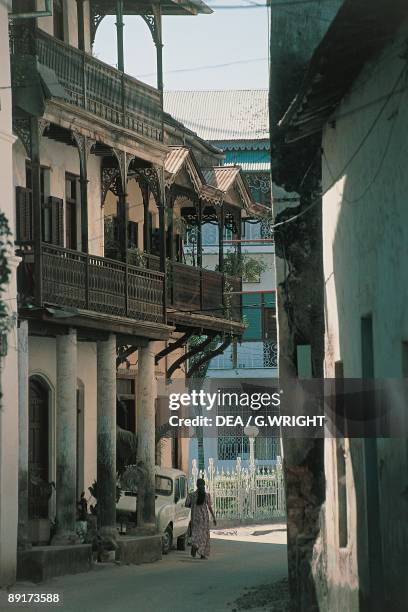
top-left (117, 466), bottom-right (190, 554)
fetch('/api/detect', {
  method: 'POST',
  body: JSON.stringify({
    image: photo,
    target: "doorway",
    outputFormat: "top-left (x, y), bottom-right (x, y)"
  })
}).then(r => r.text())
top-left (28, 377), bottom-right (50, 519)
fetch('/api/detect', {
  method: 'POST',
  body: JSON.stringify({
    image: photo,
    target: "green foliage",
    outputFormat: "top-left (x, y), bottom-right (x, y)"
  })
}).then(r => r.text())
top-left (217, 253), bottom-right (267, 283)
top-left (188, 334), bottom-right (221, 379)
top-left (0, 212), bottom-right (12, 361)
top-left (127, 248), bottom-right (147, 268)
top-left (119, 462), bottom-right (148, 492)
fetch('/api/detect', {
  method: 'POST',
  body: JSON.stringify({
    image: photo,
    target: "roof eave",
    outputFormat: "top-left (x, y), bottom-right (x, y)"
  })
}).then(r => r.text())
top-left (279, 0), bottom-right (408, 142)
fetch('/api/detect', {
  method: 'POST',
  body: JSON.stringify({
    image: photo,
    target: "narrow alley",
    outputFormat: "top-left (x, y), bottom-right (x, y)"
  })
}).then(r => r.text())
top-left (4, 527), bottom-right (288, 612)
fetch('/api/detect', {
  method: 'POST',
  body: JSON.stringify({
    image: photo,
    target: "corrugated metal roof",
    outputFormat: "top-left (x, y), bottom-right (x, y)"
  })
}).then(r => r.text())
top-left (224, 149), bottom-right (270, 172)
top-left (164, 90), bottom-right (269, 142)
top-left (164, 146), bottom-right (190, 176)
top-left (203, 166), bottom-right (241, 192)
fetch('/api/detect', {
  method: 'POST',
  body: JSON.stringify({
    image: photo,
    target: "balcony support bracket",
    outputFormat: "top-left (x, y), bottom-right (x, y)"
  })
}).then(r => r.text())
top-left (167, 334), bottom-right (216, 379)
top-left (155, 331), bottom-right (193, 366)
top-left (187, 336), bottom-right (232, 379)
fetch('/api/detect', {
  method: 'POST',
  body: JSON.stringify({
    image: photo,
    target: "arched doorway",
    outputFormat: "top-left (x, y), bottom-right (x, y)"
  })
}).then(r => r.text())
top-left (28, 377), bottom-right (50, 519)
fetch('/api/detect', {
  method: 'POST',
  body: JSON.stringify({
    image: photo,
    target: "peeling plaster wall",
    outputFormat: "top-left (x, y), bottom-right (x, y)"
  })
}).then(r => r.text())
top-left (322, 20), bottom-right (408, 611)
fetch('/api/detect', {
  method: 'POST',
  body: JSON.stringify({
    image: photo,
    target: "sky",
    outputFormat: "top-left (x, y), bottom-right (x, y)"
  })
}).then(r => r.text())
top-left (93, 2), bottom-right (269, 91)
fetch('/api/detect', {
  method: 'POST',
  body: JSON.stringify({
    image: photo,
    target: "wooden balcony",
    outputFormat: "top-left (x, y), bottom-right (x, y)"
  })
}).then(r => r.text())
top-left (169, 262), bottom-right (242, 323)
top-left (11, 26), bottom-right (162, 142)
top-left (19, 243), bottom-right (165, 325)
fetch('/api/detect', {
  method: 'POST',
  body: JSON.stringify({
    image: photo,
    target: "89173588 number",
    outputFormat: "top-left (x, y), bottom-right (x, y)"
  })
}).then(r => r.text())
top-left (4, 593), bottom-right (62, 605)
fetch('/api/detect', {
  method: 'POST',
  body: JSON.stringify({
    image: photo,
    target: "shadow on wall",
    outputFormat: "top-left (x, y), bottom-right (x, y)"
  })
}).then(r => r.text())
top-left (329, 61), bottom-right (408, 610)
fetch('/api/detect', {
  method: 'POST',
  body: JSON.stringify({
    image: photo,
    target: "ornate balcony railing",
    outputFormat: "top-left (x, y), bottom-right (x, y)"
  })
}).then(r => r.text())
top-left (19, 243), bottom-right (165, 324)
top-left (11, 25), bottom-right (162, 142)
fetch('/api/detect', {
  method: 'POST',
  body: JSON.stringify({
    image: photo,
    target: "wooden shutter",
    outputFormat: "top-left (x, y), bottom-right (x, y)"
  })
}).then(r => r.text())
top-left (128, 221), bottom-right (138, 249)
top-left (263, 307), bottom-right (277, 342)
top-left (47, 196), bottom-right (64, 246)
top-left (16, 186), bottom-right (33, 242)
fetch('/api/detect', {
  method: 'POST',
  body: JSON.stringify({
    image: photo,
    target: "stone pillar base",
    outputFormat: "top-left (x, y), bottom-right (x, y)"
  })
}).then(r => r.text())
top-left (134, 523), bottom-right (157, 536)
top-left (98, 526), bottom-right (118, 552)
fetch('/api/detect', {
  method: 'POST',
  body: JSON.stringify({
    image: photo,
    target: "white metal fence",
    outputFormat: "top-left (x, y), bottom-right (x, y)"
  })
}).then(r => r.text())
top-left (190, 457), bottom-right (286, 522)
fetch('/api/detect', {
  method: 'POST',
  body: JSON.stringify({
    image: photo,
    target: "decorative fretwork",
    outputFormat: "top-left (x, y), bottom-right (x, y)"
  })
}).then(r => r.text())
top-left (132, 167), bottom-right (162, 206)
top-left (13, 115), bottom-right (31, 157)
top-left (101, 167), bottom-right (122, 202)
top-left (141, 14), bottom-right (158, 45)
top-left (112, 149), bottom-right (127, 188)
top-left (90, 1), bottom-right (106, 47)
top-left (245, 172), bottom-right (272, 207)
top-left (263, 341), bottom-right (278, 368)
top-left (260, 216), bottom-right (274, 240)
top-left (245, 172), bottom-right (271, 194)
top-left (72, 133), bottom-right (96, 162)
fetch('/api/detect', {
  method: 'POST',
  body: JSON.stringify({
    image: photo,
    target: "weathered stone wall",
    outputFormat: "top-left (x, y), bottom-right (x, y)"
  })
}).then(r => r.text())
top-left (269, 1), bottom-right (343, 610)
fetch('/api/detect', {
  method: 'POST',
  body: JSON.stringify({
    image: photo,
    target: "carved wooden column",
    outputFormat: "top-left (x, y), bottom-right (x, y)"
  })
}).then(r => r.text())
top-left (114, 150), bottom-right (130, 264)
top-left (30, 117), bottom-right (42, 305)
top-left (197, 198), bottom-right (203, 268)
top-left (116, 0), bottom-right (124, 72)
top-left (142, 181), bottom-right (151, 255)
top-left (76, 0), bottom-right (85, 51)
top-left (218, 206), bottom-right (225, 272)
top-left (73, 134), bottom-right (95, 253)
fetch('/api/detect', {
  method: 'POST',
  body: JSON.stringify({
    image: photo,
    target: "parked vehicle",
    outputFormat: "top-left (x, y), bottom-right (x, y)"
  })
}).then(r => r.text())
top-left (116, 466), bottom-right (190, 554)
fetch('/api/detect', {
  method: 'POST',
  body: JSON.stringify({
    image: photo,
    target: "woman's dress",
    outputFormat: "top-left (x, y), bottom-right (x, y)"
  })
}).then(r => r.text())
top-left (186, 490), bottom-right (212, 557)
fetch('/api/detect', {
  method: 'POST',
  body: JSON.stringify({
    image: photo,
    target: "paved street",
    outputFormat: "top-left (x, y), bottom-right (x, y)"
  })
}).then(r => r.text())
top-left (6, 526), bottom-right (287, 612)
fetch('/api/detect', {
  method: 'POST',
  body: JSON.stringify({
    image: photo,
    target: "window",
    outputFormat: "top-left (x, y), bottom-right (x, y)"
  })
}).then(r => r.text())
top-left (128, 221), bottom-right (138, 250)
top-left (178, 477), bottom-right (186, 500)
top-left (402, 342), bottom-right (408, 377)
top-left (117, 377), bottom-right (135, 433)
top-left (201, 222), bottom-right (217, 246)
top-left (242, 292), bottom-right (276, 342)
top-left (65, 174), bottom-right (78, 250)
top-left (242, 220), bottom-right (261, 241)
top-left (53, 0), bottom-right (65, 41)
top-left (217, 389), bottom-right (248, 460)
top-left (40, 167), bottom-right (51, 242)
top-left (155, 476), bottom-right (172, 496)
top-left (361, 314), bottom-right (374, 378)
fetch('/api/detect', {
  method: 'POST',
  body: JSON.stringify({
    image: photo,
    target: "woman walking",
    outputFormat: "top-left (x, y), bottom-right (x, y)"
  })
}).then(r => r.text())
top-left (186, 478), bottom-right (216, 559)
